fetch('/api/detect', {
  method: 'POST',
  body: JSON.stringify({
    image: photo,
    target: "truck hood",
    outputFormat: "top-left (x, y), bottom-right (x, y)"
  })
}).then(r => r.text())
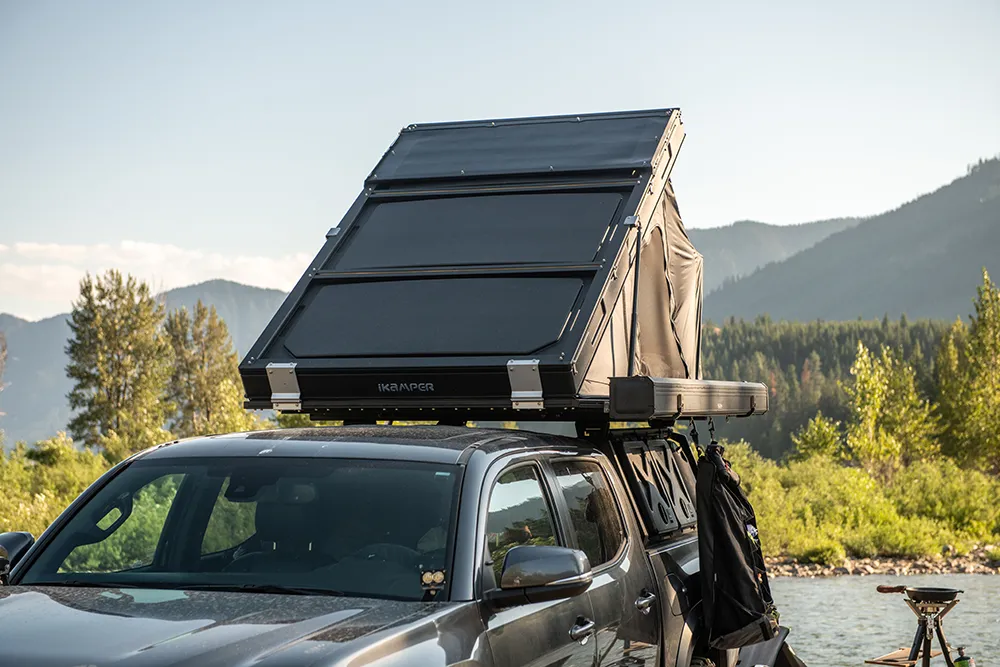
top-left (0, 585), bottom-right (483, 666)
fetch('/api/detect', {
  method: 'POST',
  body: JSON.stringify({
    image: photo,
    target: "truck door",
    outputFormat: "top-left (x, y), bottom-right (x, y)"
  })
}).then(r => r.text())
top-left (607, 432), bottom-right (704, 667)
top-left (546, 455), bottom-right (662, 667)
top-left (480, 461), bottom-right (598, 667)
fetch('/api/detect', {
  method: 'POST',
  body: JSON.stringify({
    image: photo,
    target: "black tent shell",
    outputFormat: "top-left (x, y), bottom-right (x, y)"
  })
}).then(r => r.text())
top-left (238, 108), bottom-right (764, 423)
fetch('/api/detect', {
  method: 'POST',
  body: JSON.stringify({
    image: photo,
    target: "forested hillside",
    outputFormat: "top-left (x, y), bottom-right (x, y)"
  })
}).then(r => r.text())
top-left (689, 217), bottom-right (860, 293)
top-left (701, 316), bottom-right (951, 458)
top-left (705, 158), bottom-right (1000, 321)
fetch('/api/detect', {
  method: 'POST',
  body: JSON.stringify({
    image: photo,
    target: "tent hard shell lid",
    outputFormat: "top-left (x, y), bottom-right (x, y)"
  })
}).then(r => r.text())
top-left (238, 108), bottom-right (768, 424)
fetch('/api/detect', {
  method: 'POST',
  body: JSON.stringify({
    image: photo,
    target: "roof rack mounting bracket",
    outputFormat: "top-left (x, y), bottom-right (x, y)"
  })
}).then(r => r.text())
top-left (507, 359), bottom-right (544, 410)
top-left (266, 362), bottom-right (302, 411)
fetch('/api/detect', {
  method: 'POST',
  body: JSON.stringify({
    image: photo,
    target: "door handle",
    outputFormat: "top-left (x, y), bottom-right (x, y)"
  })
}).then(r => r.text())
top-left (635, 591), bottom-right (656, 615)
top-left (569, 617), bottom-right (596, 643)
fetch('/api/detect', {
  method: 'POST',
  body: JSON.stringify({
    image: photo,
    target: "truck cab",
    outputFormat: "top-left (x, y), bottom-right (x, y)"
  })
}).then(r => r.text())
top-left (1, 423), bottom-right (718, 666)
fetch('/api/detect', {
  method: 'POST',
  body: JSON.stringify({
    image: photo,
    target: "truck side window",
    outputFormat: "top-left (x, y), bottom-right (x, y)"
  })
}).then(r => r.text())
top-left (484, 465), bottom-right (557, 584)
top-left (553, 460), bottom-right (625, 569)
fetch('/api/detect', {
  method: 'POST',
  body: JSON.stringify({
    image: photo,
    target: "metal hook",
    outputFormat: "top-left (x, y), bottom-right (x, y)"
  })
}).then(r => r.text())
top-left (688, 418), bottom-right (699, 445)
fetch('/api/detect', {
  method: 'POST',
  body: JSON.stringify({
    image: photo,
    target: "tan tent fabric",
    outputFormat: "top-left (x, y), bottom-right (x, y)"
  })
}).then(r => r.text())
top-left (579, 271), bottom-right (632, 395)
top-left (657, 180), bottom-right (704, 379)
top-left (582, 179), bottom-right (703, 392)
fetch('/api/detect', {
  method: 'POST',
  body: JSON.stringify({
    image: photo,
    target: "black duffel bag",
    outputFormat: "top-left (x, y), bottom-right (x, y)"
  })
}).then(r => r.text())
top-left (697, 442), bottom-right (780, 650)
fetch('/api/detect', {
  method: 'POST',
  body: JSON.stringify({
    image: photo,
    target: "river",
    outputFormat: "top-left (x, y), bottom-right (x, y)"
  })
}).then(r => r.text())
top-left (771, 574), bottom-right (999, 665)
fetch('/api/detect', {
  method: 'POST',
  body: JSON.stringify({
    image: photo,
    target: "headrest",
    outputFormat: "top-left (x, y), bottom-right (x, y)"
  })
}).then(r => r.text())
top-left (254, 480), bottom-right (319, 548)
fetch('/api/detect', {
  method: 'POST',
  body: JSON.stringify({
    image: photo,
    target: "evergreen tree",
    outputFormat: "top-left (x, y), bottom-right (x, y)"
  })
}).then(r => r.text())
top-left (789, 412), bottom-right (844, 461)
top-left (880, 348), bottom-right (940, 465)
top-left (65, 271), bottom-right (173, 462)
top-left (844, 342), bottom-right (938, 479)
top-left (940, 269), bottom-right (1000, 472)
top-left (934, 318), bottom-right (966, 459)
top-left (165, 301), bottom-right (264, 437)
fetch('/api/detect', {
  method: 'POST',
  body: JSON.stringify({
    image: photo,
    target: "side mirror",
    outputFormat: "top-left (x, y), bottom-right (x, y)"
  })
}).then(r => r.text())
top-left (487, 545), bottom-right (592, 609)
top-left (0, 531), bottom-right (35, 585)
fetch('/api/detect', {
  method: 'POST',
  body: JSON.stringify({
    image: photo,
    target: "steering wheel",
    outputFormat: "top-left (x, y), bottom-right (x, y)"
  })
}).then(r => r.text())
top-left (347, 543), bottom-right (420, 566)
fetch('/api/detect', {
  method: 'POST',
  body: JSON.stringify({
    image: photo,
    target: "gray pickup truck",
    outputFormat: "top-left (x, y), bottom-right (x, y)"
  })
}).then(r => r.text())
top-left (1, 108), bottom-right (805, 665)
top-left (0, 423), bottom-right (723, 667)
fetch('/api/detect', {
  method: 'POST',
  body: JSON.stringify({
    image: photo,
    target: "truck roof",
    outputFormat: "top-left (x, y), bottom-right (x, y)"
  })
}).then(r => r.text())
top-left (140, 424), bottom-right (585, 465)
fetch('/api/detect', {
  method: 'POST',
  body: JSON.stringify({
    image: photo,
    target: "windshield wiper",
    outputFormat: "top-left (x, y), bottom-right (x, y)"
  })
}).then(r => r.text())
top-left (30, 580), bottom-right (142, 589)
top-left (182, 583), bottom-right (347, 597)
top-left (27, 580), bottom-right (346, 596)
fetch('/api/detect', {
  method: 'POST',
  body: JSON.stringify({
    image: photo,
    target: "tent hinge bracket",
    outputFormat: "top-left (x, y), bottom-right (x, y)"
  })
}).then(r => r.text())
top-left (507, 359), bottom-right (544, 410)
top-left (267, 362), bottom-right (302, 411)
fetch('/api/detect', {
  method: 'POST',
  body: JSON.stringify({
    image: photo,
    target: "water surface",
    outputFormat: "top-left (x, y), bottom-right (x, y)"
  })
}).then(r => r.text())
top-left (771, 574), bottom-right (999, 666)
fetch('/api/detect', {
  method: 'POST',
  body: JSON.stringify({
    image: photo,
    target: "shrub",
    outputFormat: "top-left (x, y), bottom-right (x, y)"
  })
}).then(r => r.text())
top-left (721, 440), bottom-right (970, 562)
top-left (794, 539), bottom-right (846, 565)
top-left (888, 459), bottom-right (1000, 540)
top-left (0, 434), bottom-right (108, 535)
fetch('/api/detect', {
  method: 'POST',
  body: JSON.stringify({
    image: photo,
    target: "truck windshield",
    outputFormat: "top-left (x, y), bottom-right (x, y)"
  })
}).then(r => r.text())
top-left (18, 456), bottom-right (460, 602)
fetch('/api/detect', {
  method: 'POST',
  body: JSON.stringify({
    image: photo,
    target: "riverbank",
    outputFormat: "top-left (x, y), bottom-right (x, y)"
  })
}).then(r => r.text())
top-left (765, 545), bottom-right (1000, 577)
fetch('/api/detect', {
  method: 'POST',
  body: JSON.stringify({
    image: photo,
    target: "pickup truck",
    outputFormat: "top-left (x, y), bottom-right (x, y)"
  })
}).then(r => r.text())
top-left (0, 108), bottom-right (801, 666)
top-left (0, 423), bottom-right (724, 667)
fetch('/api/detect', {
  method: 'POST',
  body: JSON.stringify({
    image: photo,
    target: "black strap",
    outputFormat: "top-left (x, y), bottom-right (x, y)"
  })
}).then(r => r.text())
top-left (689, 419), bottom-right (705, 457)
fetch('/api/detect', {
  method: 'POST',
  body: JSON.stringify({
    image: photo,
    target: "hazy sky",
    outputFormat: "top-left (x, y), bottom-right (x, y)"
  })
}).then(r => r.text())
top-left (1, 0), bottom-right (998, 320)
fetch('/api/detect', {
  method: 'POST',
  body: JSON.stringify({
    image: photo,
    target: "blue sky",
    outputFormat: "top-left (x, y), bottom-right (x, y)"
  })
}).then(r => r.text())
top-left (1, 0), bottom-right (998, 319)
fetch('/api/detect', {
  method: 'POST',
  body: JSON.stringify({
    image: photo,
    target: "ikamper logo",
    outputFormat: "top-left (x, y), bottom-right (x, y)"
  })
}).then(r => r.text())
top-left (377, 382), bottom-right (435, 393)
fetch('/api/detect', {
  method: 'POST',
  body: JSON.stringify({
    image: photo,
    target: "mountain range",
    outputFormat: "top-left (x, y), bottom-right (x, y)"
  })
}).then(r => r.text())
top-left (688, 216), bottom-right (862, 294)
top-left (1, 157), bottom-right (997, 446)
top-left (702, 158), bottom-right (1000, 321)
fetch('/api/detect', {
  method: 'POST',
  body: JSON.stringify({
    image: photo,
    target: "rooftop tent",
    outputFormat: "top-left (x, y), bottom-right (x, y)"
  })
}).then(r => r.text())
top-left (239, 109), bottom-right (760, 422)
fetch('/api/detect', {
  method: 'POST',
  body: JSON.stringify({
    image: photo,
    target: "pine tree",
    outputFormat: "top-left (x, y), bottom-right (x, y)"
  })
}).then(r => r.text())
top-left (844, 342), bottom-right (938, 479)
top-left (165, 301), bottom-right (264, 437)
top-left (880, 347), bottom-right (940, 465)
top-left (65, 271), bottom-right (173, 462)
top-left (934, 319), bottom-right (967, 460)
top-left (941, 269), bottom-right (1000, 472)
top-left (789, 412), bottom-right (844, 461)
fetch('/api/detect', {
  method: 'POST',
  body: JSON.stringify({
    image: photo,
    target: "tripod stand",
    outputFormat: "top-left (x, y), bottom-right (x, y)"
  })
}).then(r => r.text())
top-left (866, 585), bottom-right (964, 667)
